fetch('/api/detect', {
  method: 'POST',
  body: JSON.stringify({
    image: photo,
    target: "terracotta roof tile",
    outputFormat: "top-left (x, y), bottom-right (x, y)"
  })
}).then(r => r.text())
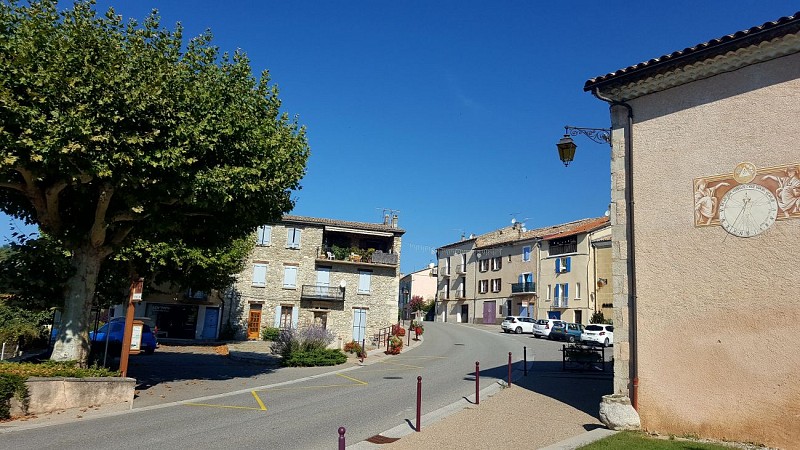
top-left (281, 215), bottom-right (405, 234)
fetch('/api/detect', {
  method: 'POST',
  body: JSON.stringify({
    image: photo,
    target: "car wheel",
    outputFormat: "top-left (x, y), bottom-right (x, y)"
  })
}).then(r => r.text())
top-left (604, 338), bottom-right (610, 347)
top-left (515, 327), bottom-right (522, 334)
top-left (568, 335), bottom-right (576, 343)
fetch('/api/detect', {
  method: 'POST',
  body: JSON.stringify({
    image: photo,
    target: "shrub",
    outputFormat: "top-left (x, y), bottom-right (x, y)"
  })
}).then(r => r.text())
top-left (387, 335), bottom-right (403, 355)
top-left (343, 340), bottom-right (363, 355)
top-left (391, 324), bottom-right (405, 337)
top-left (0, 373), bottom-right (26, 419)
top-left (270, 325), bottom-right (336, 364)
top-left (282, 348), bottom-right (347, 367)
top-left (261, 327), bottom-right (281, 341)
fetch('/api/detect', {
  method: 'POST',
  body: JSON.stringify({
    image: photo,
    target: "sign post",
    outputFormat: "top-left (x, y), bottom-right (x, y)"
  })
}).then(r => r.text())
top-left (119, 278), bottom-right (144, 378)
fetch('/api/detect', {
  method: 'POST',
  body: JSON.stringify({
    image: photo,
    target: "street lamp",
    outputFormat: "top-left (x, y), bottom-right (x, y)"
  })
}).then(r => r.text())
top-left (556, 126), bottom-right (611, 166)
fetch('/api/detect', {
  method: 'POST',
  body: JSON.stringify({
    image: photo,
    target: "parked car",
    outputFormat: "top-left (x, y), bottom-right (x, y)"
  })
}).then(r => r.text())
top-left (501, 316), bottom-right (535, 334)
top-left (533, 319), bottom-right (563, 338)
top-left (581, 324), bottom-right (614, 347)
top-left (90, 318), bottom-right (158, 355)
top-left (549, 322), bottom-right (585, 342)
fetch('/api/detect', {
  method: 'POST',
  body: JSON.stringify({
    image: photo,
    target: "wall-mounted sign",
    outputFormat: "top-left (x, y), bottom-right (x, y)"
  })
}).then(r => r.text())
top-left (694, 162), bottom-right (799, 237)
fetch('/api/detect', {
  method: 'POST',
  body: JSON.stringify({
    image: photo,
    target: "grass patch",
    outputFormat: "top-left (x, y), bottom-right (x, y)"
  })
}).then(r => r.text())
top-left (578, 431), bottom-right (738, 450)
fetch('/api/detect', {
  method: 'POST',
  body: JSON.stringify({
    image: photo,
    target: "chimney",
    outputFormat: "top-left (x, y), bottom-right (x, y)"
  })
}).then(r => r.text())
top-left (384, 214), bottom-right (390, 226)
top-left (391, 214), bottom-right (398, 228)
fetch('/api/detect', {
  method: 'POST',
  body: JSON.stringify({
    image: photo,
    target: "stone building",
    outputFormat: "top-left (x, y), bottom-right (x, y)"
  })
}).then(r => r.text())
top-left (226, 215), bottom-right (404, 347)
top-left (583, 11), bottom-right (800, 448)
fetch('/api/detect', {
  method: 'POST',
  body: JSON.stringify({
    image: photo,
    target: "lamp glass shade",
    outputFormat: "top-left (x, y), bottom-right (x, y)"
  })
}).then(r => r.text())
top-left (557, 135), bottom-right (577, 166)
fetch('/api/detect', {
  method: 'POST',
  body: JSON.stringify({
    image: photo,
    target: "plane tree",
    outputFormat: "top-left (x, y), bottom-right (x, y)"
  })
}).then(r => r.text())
top-left (0, 1), bottom-right (309, 364)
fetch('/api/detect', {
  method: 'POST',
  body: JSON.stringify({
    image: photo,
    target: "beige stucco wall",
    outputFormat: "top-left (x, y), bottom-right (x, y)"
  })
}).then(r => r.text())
top-left (609, 51), bottom-right (800, 448)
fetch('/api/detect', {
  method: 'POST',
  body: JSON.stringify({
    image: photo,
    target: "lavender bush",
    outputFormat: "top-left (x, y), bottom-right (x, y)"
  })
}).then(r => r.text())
top-left (270, 325), bottom-right (335, 358)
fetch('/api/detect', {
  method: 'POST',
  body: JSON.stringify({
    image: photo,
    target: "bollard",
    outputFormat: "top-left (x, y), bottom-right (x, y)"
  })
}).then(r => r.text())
top-left (408, 325), bottom-right (411, 346)
top-left (508, 352), bottom-right (512, 387)
top-left (524, 346), bottom-right (528, 376)
top-left (416, 376), bottom-right (422, 432)
top-left (361, 338), bottom-right (366, 363)
top-left (338, 427), bottom-right (346, 450)
top-left (475, 361), bottom-right (480, 405)
top-left (386, 331), bottom-right (390, 352)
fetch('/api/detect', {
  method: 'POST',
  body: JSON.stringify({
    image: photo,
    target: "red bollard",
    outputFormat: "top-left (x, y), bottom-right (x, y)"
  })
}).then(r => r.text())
top-left (475, 361), bottom-right (480, 405)
top-left (508, 352), bottom-right (512, 387)
top-left (524, 346), bottom-right (528, 376)
top-left (408, 326), bottom-right (411, 346)
top-left (416, 376), bottom-right (422, 432)
top-left (338, 427), bottom-right (346, 450)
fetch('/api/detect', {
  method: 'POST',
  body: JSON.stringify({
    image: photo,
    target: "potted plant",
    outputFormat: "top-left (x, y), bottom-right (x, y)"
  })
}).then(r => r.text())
top-left (387, 335), bottom-right (403, 355)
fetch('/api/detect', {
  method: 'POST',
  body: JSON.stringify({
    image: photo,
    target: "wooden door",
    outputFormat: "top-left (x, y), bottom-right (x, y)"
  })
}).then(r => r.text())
top-left (247, 306), bottom-right (262, 340)
top-left (482, 301), bottom-right (496, 324)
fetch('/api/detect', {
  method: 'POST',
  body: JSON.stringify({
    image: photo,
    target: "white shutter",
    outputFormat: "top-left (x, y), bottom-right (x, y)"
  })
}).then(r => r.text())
top-left (286, 227), bottom-right (302, 248)
top-left (252, 263), bottom-right (267, 287)
top-left (257, 225), bottom-right (272, 245)
top-left (273, 305), bottom-right (281, 328)
top-left (358, 270), bottom-right (371, 294)
top-left (283, 266), bottom-right (297, 288)
top-left (291, 307), bottom-right (299, 328)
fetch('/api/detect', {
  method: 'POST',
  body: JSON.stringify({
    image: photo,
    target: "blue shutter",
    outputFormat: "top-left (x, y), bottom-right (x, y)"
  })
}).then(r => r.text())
top-left (554, 284), bottom-right (560, 299)
top-left (565, 257), bottom-right (571, 272)
top-left (555, 258), bottom-right (561, 273)
top-left (518, 274), bottom-right (523, 284)
top-left (526, 273), bottom-right (533, 283)
top-left (564, 283), bottom-right (569, 299)
top-left (274, 305), bottom-right (281, 327)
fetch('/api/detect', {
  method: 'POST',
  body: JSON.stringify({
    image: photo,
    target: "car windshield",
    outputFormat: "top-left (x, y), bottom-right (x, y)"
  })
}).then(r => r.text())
top-left (535, 320), bottom-right (548, 325)
top-left (586, 325), bottom-right (604, 331)
top-left (504, 317), bottom-right (516, 322)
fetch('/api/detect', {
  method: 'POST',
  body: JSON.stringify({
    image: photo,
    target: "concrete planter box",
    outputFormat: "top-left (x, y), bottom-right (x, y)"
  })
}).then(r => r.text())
top-left (10, 377), bottom-right (136, 418)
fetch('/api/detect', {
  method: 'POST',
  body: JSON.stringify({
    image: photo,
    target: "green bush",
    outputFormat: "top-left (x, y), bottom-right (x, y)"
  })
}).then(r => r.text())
top-left (261, 327), bottom-right (281, 341)
top-left (281, 348), bottom-right (347, 367)
top-left (0, 373), bottom-right (27, 419)
top-left (0, 360), bottom-right (119, 378)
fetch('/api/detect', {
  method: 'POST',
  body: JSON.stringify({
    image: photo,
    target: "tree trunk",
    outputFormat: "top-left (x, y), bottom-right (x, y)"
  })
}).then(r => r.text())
top-left (50, 245), bottom-right (104, 366)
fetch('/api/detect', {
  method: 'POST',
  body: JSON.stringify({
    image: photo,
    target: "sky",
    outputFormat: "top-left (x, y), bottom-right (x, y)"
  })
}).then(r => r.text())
top-left (1, 0), bottom-right (797, 274)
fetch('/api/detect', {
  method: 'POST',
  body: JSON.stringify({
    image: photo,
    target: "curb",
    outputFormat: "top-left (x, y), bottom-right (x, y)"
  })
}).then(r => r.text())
top-left (538, 428), bottom-right (617, 450)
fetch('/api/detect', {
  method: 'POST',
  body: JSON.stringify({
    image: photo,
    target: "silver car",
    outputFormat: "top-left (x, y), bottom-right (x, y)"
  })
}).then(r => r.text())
top-left (533, 318), bottom-right (563, 338)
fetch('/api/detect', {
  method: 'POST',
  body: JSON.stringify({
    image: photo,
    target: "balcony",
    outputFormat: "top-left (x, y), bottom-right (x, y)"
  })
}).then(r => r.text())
top-left (456, 264), bottom-right (467, 274)
top-left (301, 285), bottom-right (345, 302)
top-left (552, 297), bottom-right (569, 308)
top-left (441, 266), bottom-right (451, 277)
top-left (455, 291), bottom-right (466, 299)
top-left (439, 290), bottom-right (451, 300)
top-left (511, 282), bottom-right (536, 295)
top-left (317, 246), bottom-right (398, 266)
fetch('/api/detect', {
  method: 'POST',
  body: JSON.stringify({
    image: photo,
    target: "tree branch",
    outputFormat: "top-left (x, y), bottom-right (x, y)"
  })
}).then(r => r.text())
top-left (89, 184), bottom-right (114, 248)
top-left (44, 180), bottom-right (68, 232)
top-left (110, 212), bottom-right (150, 223)
top-left (0, 182), bottom-right (26, 192)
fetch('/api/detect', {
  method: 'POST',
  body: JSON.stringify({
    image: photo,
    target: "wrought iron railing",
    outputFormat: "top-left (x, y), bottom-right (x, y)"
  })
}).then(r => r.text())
top-left (552, 297), bottom-right (569, 308)
top-left (300, 285), bottom-right (344, 302)
top-left (317, 247), bottom-right (398, 265)
top-left (456, 264), bottom-right (467, 274)
top-left (511, 282), bottom-right (536, 294)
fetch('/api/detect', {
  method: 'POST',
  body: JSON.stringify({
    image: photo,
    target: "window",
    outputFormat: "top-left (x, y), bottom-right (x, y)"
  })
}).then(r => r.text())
top-left (547, 284), bottom-right (551, 300)
top-left (522, 246), bottom-right (531, 262)
top-left (252, 263), bottom-right (267, 287)
top-left (555, 256), bottom-right (571, 273)
top-left (478, 280), bottom-right (488, 294)
top-left (444, 257), bottom-right (451, 275)
top-left (256, 225), bottom-right (272, 246)
top-left (575, 282), bottom-right (581, 299)
top-left (491, 257), bottom-right (502, 271)
top-left (479, 259), bottom-right (489, 272)
top-left (457, 277), bottom-right (465, 297)
top-left (283, 265), bottom-right (298, 288)
top-left (279, 306), bottom-right (293, 329)
top-left (358, 270), bottom-right (372, 294)
top-left (444, 282), bottom-right (450, 299)
top-left (549, 236), bottom-right (577, 256)
top-left (286, 227), bottom-right (302, 249)
top-left (554, 283), bottom-right (569, 306)
top-left (491, 278), bottom-right (501, 293)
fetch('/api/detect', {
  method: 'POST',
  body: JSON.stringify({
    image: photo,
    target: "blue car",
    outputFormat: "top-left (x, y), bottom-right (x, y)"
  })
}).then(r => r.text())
top-left (90, 319), bottom-right (158, 355)
top-left (548, 322), bottom-right (585, 343)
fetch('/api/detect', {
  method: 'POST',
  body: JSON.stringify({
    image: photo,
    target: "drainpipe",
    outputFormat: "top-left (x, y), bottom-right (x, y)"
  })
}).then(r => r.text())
top-left (592, 88), bottom-right (639, 411)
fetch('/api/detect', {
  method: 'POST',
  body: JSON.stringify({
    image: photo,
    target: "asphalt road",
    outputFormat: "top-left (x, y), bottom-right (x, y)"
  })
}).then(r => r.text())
top-left (0, 322), bottom-right (606, 449)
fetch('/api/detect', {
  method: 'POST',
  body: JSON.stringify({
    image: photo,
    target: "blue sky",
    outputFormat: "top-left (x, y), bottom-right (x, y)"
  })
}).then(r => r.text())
top-left (1, 1), bottom-right (796, 273)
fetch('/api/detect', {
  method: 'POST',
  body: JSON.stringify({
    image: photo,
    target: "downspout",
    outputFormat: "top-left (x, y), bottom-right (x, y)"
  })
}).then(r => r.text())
top-left (592, 88), bottom-right (639, 411)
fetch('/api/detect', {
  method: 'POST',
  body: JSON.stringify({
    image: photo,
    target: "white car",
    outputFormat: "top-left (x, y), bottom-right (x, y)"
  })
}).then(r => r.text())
top-left (501, 316), bottom-right (535, 334)
top-left (533, 318), bottom-right (563, 338)
top-left (581, 324), bottom-right (614, 347)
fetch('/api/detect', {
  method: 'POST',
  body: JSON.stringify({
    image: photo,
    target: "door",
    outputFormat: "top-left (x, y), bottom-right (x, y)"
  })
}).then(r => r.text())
top-left (460, 304), bottom-right (469, 323)
top-left (482, 301), bottom-right (496, 324)
top-left (247, 305), bottom-right (262, 340)
top-left (201, 307), bottom-right (219, 339)
top-left (352, 308), bottom-right (367, 343)
top-left (316, 266), bottom-right (330, 296)
top-left (575, 310), bottom-right (583, 324)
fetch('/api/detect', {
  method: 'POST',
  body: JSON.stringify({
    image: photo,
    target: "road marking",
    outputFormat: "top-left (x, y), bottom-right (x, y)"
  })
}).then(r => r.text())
top-left (184, 403), bottom-right (265, 411)
top-left (252, 391), bottom-right (267, 410)
top-left (257, 373), bottom-right (368, 392)
top-left (336, 373), bottom-right (368, 385)
top-left (378, 360), bottom-right (424, 369)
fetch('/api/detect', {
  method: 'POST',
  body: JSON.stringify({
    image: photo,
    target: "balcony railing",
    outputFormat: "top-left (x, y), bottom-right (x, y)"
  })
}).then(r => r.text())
top-left (442, 266), bottom-right (451, 276)
top-left (317, 247), bottom-right (398, 265)
top-left (456, 264), bottom-right (467, 274)
top-left (511, 282), bottom-right (536, 294)
top-left (439, 290), bottom-right (450, 300)
top-left (301, 285), bottom-right (345, 302)
top-left (552, 297), bottom-right (569, 308)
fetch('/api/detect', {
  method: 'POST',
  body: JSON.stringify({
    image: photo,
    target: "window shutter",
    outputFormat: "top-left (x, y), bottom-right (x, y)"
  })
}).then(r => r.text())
top-left (291, 307), bottom-right (299, 328)
top-left (358, 270), bottom-right (371, 294)
top-left (518, 274), bottom-right (523, 284)
top-left (257, 226), bottom-right (265, 245)
top-left (274, 305), bottom-right (281, 327)
top-left (555, 258), bottom-right (561, 273)
top-left (252, 263), bottom-right (267, 287)
top-left (526, 273), bottom-right (533, 283)
top-left (565, 257), bottom-right (571, 272)
top-left (287, 228), bottom-right (293, 246)
top-left (554, 284), bottom-right (560, 299)
top-left (284, 266), bottom-right (297, 288)
top-left (295, 229), bottom-right (301, 247)
top-left (564, 283), bottom-right (569, 299)
top-left (263, 226), bottom-right (272, 245)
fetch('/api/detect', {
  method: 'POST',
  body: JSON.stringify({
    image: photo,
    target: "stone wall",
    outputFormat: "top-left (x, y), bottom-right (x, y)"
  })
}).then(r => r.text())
top-left (10, 377), bottom-right (135, 417)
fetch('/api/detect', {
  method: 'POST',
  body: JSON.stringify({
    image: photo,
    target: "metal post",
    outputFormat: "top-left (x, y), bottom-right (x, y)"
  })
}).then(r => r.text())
top-left (338, 427), bottom-right (346, 450)
top-left (524, 346), bottom-right (528, 376)
top-left (407, 325), bottom-right (411, 346)
top-left (507, 352), bottom-right (512, 387)
top-left (361, 338), bottom-right (366, 363)
top-left (1, 342), bottom-right (5, 360)
top-left (475, 361), bottom-right (480, 405)
top-left (416, 376), bottom-right (422, 432)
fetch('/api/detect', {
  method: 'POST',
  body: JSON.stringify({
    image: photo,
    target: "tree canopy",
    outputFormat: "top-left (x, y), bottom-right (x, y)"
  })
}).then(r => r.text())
top-left (0, 0), bottom-right (310, 363)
